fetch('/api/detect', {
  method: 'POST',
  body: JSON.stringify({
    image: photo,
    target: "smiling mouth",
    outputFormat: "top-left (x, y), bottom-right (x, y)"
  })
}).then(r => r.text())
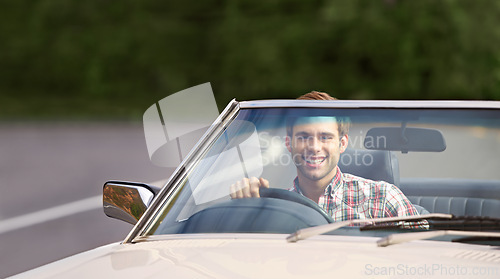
top-left (303, 156), bottom-right (326, 166)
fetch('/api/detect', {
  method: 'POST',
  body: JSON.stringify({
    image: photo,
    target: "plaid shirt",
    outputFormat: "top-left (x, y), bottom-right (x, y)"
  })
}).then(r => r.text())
top-left (290, 166), bottom-right (421, 223)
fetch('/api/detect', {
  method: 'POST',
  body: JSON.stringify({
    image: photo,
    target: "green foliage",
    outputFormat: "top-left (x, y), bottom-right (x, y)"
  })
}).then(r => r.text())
top-left (1, 0), bottom-right (500, 119)
top-left (130, 203), bottom-right (144, 220)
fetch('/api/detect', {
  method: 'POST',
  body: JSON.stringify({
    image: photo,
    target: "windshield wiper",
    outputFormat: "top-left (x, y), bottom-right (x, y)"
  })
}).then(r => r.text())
top-left (360, 215), bottom-right (500, 231)
top-left (378, 230), bottom-right (500, 247)
top-left (426, 215), bottom-right (500, 231)
top-left (286, 213), bottom-right (452, 243)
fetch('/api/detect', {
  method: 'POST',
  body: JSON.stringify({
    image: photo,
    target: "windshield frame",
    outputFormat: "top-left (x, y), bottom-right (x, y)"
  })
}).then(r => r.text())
top-left (125, 99), bottom-right (500, 244)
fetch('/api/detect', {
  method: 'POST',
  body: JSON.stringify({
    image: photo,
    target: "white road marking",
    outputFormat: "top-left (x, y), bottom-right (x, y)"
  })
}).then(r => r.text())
top-left (0, 195), bottom-right (101, 234)
top-left (0, 180), bottom-right (167, 235)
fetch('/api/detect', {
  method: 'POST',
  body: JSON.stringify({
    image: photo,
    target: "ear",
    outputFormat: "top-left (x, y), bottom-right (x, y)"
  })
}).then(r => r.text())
top-left (285, 136), bottom-right (292, 153)
top-left (339, 134), bottom-right (349, 153)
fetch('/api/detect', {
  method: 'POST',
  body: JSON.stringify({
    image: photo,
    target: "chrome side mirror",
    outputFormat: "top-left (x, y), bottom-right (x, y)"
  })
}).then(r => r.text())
top-left (103, 181), bottom-right (158, 225)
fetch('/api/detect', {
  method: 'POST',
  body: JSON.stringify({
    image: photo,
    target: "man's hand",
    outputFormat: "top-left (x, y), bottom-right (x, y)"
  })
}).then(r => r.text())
top-left (230, 177), bottom-right (269, 199)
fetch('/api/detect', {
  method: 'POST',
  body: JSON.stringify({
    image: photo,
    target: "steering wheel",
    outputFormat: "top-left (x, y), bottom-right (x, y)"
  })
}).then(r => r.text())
top-left (259, 188), bottom-right (334, 223)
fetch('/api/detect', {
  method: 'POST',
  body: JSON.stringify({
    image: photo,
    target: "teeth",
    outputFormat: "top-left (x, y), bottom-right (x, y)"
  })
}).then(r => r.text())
top-left (305, 158), bottom-right (325, 164)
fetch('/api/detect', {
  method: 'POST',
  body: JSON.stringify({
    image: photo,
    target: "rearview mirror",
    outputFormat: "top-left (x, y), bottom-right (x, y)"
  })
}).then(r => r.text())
top-left (103, 181), bottom-right (159, 225)
top-left (364, 127), bottom-right (446, 153)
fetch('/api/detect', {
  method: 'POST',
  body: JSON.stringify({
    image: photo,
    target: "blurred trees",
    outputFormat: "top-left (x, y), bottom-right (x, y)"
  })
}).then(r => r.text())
top-left (1, 0), bottom-right (499, 119)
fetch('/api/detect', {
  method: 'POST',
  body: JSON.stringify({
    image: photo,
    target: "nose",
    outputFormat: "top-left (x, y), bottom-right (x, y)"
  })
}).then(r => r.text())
top-left (307, 136), bottom-right (322, 152)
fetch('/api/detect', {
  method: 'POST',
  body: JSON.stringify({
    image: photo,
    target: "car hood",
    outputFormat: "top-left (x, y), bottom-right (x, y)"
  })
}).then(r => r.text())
top-left (12, 234), bottom-right (500, 279)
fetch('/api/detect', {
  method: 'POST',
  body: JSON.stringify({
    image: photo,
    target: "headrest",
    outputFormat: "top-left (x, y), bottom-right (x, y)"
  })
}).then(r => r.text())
top-left (338, 148), bottom-right (400, 186)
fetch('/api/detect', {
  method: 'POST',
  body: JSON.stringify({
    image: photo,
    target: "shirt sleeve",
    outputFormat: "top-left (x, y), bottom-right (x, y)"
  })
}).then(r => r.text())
top-left (384, 184), bottom-right (429, 229)
top-left (384, 184), bottom-right (419, 217)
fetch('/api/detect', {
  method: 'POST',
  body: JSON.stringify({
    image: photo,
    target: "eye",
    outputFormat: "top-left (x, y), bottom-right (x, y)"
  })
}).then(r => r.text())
top-left (320, 135), bottom-right (334, 141)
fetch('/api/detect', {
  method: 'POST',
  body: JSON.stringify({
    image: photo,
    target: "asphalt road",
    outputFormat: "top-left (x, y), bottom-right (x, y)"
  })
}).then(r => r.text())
top-left (0, 123), bottom-right (172, 278)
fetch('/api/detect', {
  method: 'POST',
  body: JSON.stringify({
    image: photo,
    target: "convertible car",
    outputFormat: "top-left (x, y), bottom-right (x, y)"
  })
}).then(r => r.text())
top-left (12, 99), bottom-right (500, 278)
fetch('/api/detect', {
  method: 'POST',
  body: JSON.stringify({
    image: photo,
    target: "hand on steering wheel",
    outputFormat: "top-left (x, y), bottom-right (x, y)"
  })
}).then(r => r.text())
top-left (229, 177), bottom-right (333, 223)
top-left (230, 177), bottom-right (269, 198)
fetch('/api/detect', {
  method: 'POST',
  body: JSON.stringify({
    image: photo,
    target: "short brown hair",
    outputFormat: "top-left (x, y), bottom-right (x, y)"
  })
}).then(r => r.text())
top-left (287, 91), bottom-right (350, 138)
top-left (297, 91), bottom-right (337, 101)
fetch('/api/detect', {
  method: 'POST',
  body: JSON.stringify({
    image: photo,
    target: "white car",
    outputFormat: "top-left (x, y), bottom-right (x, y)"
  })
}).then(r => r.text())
top-left (12, 99), bottom-right (500, 278)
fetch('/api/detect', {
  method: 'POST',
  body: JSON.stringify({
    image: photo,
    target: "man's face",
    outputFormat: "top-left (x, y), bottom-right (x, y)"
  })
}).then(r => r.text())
top-left (286, 117), bottom-right (348, 183)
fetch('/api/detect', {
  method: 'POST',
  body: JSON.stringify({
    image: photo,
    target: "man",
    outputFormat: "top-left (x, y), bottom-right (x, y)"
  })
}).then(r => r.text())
top-left (230, 91), bottom-right (421, 222)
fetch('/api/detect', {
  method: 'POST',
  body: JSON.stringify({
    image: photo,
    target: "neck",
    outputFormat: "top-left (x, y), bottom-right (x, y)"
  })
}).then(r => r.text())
top-left (297, 167), bottom-right (338, 203)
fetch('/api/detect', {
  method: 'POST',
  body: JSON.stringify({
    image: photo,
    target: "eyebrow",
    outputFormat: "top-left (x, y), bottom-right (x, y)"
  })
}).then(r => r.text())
top-left (294, 131), bottom-right (310, 137)
top-left (294, 131), bottom-right (336, 137)
top-left (319, 132), bottom-right (336, 137)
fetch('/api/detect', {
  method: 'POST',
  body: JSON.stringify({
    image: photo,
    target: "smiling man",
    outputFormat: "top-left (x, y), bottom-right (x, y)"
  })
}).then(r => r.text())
top-left (286, 115), bottom-right (348, 204)
top-left (230, 91), bottom-right (421, 222)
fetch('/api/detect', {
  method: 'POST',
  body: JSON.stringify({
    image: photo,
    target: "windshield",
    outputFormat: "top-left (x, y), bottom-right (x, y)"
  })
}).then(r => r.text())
top-left (144, 106), bottom-right (500, 239)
